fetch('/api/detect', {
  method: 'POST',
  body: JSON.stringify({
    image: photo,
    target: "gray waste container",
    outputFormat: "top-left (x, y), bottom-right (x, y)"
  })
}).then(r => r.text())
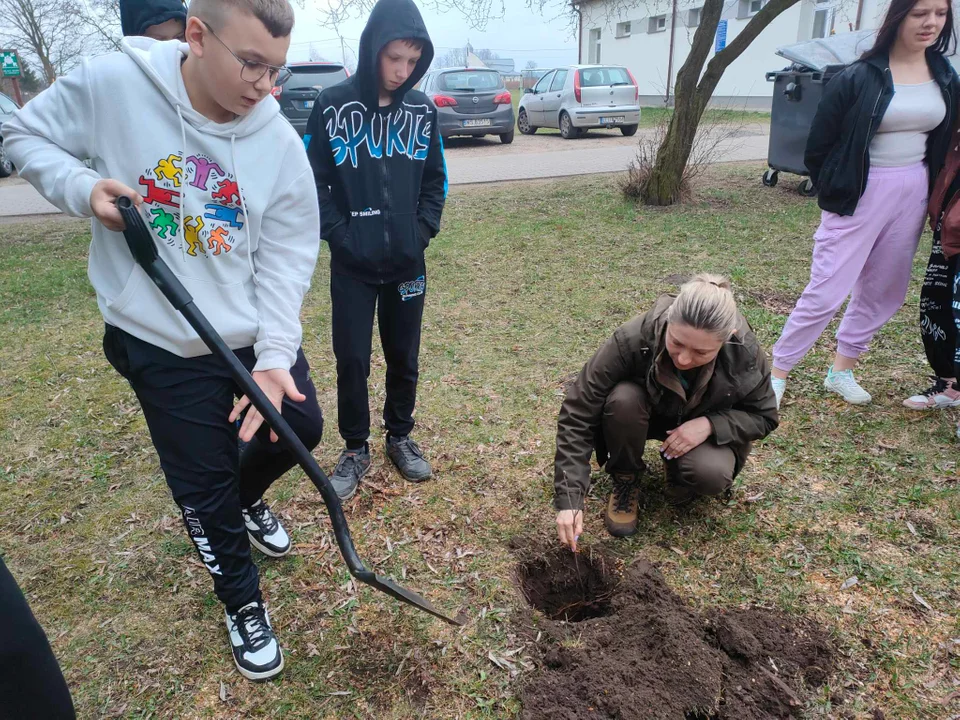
top-left (762, 31), bottom-right (876, 196)
top-left (763, 65), bottom-right (844, 196)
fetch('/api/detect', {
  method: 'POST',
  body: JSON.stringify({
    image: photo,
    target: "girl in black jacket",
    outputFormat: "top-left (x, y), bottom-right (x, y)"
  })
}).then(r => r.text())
top-left (771, 0), bottom-right (958, 409)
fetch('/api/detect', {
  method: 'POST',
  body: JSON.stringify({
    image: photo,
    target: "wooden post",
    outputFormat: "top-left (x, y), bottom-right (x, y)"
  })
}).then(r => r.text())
top-left (11, 77), bottom-right (22, 106)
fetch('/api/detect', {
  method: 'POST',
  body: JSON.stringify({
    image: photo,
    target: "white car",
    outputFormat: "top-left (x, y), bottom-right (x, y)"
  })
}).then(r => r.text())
top-left (517, 65), bottom-right (641, 139)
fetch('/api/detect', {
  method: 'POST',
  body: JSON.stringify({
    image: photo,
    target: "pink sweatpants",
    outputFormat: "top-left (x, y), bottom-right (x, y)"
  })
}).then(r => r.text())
top-left (773, 162), bottom-right (928, 373)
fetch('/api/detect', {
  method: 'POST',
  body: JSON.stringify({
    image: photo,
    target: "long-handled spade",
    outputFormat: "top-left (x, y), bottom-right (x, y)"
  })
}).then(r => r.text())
top-left (116, 196), bottom-right (463, 627)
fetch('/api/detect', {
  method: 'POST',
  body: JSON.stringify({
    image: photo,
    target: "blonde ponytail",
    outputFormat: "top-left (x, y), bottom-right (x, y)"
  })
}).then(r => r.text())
top-left (668, 273), bottom-right (739, 340)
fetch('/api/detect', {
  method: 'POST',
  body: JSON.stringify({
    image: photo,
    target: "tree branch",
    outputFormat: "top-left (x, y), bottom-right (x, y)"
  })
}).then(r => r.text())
top-left (706, 0), bottom-right (800, 79)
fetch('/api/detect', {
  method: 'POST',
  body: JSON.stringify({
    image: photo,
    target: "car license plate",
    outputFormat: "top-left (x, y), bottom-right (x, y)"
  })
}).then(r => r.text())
top-left (302, 100), bottom-right (315, 109)
top-left (462, 118), bottom-right (492, 128)
top-left (599, 116), bottom-right (625, 124)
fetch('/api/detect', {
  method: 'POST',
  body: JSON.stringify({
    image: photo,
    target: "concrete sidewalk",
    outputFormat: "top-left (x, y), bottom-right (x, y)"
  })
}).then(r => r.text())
top-left (0, 179), bottom-right (61, 219)
top-left (0, 129), bottom-right (771, 219)
top-left (445, 131), bottom-right (770, 186)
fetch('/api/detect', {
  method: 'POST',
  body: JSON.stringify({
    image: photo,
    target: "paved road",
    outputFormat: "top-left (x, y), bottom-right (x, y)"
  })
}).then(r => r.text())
top-left (445, 128), bottom-right (770, 185)
top-left (0, 126), bottom-right (771, 218)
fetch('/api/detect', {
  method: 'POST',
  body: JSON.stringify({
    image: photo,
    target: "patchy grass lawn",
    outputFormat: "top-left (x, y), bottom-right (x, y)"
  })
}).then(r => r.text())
top-left (0, 164), bottom-right (957, 719)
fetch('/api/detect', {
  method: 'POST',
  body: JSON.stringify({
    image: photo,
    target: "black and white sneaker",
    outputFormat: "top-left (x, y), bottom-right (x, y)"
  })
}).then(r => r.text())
top-left (225, 601), bottom-right (284, 681)
top-left (242, 499), bottom-right (291, 558)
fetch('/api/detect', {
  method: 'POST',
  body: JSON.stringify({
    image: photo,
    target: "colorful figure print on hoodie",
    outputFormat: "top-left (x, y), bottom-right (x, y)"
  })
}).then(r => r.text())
top-left (4, 37), bottom-right (320, 373)
top-left (305, 0), bottom-right (447, 285)
top-left (139, 151), bottom-right (246, 258)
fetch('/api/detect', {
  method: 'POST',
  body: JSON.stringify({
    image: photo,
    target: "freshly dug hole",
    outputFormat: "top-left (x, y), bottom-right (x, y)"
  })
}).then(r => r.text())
top-left (519, 550), bottom-right (833, 720)
top-left (518, 547), bottom-right (621, 622)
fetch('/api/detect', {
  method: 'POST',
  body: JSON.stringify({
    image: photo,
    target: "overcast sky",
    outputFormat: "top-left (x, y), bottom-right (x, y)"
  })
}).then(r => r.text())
top-left (286, 1), bottom-right (580, 69)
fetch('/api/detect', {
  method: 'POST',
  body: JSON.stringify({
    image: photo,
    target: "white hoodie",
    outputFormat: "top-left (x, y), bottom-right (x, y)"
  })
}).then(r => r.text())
top-left (4, 38), bottom-right (320, 372)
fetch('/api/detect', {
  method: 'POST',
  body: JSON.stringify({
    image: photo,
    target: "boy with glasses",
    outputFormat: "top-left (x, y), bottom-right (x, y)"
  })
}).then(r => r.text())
top-left (6, 0), bottom-right (319, 681)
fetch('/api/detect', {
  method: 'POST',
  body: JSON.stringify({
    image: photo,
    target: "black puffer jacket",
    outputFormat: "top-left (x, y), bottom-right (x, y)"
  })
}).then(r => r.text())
top-left (805, 50), bottom-right (958, 217)
top-left (305, 0), bottom-right (447, 284)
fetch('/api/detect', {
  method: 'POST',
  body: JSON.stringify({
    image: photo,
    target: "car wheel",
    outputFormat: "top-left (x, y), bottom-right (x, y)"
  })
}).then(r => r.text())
top-left (620, 124), bottom-right (639, 137)
top-left (500, 128), bottom-right (515, 145)
top-left (518, 109), bottom-right (537, 135)
top-left (559, 112), bottom-right (579, 139)
top-left (0, 142), bottom-right (12, 179)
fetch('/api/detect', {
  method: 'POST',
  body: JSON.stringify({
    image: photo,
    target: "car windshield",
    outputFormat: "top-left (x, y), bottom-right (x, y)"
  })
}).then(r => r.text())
top-left (287, 66), bottom-right (348, 91)
top-left (438, 70), bottom-right (502, 92)
top-left (579, 67), bottom-right (632, 87)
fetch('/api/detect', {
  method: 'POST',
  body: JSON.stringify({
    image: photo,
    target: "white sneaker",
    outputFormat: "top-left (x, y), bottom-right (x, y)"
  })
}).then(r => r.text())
top-left (903, 377), bottom-right (960, 410)
top-left (771, 376), bottom-right (786, 410)
top-left (824, 368), bottom-right (872, 405)
top-left (242, 499), bottom-right (291, 558)
top-left (225, 601), bottom-right (284, 681)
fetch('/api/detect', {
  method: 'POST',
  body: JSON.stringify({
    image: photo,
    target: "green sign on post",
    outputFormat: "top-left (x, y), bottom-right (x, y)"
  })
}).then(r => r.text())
top-left (1, 50), bottom-right (21, 78)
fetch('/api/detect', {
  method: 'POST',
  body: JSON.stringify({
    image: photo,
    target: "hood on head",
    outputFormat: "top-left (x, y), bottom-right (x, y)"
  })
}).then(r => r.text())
top-left (120, 0), bottom-right (187, 37)
top-left (356, 0), bottom-right (434, 108)
top-left (121, 36), bottom-right (280, 138)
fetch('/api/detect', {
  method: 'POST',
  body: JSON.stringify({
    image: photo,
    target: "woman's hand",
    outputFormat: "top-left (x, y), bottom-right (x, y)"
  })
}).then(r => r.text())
top-left (661, 417), bottom-right (712, 460)
top-left (556, 509), bottom-right (584, 552)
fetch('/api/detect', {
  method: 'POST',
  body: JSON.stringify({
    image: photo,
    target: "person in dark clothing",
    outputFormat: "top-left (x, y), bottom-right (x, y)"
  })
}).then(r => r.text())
top-left (904, 115), bottom-right (960, 434)
top-left (771, 0), bottom-right (959, 409)
top-left (305, 0), bottom-right (447, 500)
top-left (120, 0), bottom-right (187, 41)
top-left (0, 557), bottom-right (76, 720)
top-left (554, 275), bottom-right (779, 548)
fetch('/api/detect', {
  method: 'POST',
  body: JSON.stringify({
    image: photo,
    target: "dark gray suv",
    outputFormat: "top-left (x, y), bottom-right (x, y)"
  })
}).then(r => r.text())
top-left (420, 68), bottom-right (515, 144)
top-left (274, 62), bottom-right (349, 137)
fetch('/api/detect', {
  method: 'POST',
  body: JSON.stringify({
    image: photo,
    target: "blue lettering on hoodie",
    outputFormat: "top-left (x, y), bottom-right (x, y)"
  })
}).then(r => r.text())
top-left (324, 101), bottom-right (431, 169)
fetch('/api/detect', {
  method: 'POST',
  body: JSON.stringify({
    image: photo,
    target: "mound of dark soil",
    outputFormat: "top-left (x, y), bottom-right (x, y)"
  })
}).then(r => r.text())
top-left (519, 548), bottom-right (833, 720)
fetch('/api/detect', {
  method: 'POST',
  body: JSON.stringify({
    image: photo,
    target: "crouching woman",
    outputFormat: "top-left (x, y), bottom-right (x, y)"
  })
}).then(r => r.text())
top-left (554, 275), bottom-right (779, 548)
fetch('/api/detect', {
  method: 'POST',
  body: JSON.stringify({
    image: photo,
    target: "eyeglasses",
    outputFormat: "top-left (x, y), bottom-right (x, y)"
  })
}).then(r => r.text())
top-left (202, 21), bottom-right (292, 87)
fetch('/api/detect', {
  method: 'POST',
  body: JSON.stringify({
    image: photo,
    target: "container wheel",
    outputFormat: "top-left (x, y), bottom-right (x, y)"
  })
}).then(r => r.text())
top-left (798, 178), bottom-right (818, 197)
top-left (762, 169), bottom-right (779, 188)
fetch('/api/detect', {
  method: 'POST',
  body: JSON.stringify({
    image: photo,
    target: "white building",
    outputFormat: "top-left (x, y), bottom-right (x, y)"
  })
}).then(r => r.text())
top-left (576, 0), bottom-right (889, 108)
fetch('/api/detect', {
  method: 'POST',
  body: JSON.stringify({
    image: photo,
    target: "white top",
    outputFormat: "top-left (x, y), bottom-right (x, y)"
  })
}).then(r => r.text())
top-left (870, 80), bottom-right (946, 167)
top-left (2, 38), bottom-right (320, 371)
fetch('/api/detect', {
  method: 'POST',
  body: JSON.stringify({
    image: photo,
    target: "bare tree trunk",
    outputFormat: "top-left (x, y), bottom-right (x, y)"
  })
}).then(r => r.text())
top-left (0, 0), bottom-right (85, 85)
top-left (641, 0), bottom-right (800, 205)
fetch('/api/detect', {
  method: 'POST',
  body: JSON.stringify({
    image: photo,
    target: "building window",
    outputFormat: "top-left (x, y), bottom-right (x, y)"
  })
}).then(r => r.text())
top-left (812, 7), bottom-right (834, 37)
top-left (616, 21), bottom-right (632, 37)
top-left (688, 7), bottom-right (702, 26)
top-left (648, 15), bottom-right (667, 33)
top-left (739, 0), bottom-right (765, 17)
top-left (588, 28), bottom-right (602, 63)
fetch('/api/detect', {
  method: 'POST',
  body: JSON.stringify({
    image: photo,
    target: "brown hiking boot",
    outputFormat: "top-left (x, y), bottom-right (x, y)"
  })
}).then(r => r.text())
top-left (604, 474), bottom-right (640, 538)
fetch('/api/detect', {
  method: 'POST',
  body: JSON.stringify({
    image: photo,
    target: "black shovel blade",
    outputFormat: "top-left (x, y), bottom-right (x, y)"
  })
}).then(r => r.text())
top-left (355, 570), bottom-right (465, 626)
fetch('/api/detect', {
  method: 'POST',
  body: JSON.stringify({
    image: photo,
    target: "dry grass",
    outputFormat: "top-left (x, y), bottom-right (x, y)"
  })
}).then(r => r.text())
top-left (0, 164), bottom-right (957, 718)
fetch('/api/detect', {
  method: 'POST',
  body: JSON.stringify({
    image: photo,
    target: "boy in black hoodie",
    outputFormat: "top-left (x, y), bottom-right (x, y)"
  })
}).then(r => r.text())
top-left (120, 0), bottom-right (187, 41)
top-left (306, 0), bottom-right (446, 499)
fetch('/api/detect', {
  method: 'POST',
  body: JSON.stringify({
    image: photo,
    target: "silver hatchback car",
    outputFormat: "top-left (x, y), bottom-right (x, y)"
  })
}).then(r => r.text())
top-left (518, 65), bottom-right (640, 139)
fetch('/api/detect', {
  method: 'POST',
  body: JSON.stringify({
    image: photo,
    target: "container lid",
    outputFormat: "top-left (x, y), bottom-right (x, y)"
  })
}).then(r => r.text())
top-left (776, 30), bottom-right (876, 71)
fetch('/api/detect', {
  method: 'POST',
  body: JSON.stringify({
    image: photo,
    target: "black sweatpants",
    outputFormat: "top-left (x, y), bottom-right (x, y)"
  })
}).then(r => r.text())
top-left (919, 229), bottom-right (960, 379)
top-left (103, 325), bottom-right (323, 613)
top-left (331, 268), bottom-right (426, 443)
top-left (0, 557), bottom-right (75, 719)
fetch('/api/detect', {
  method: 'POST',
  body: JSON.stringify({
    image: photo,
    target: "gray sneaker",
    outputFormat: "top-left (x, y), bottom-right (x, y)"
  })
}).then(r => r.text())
top-left (386, 435), bottom-right (432, 482)
top-left (330, 445), bottom-right (371, 501)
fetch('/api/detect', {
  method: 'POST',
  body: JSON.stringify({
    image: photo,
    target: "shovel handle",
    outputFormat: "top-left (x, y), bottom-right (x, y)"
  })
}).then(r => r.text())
top-left (115, 196), bottom-right (369, 577)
